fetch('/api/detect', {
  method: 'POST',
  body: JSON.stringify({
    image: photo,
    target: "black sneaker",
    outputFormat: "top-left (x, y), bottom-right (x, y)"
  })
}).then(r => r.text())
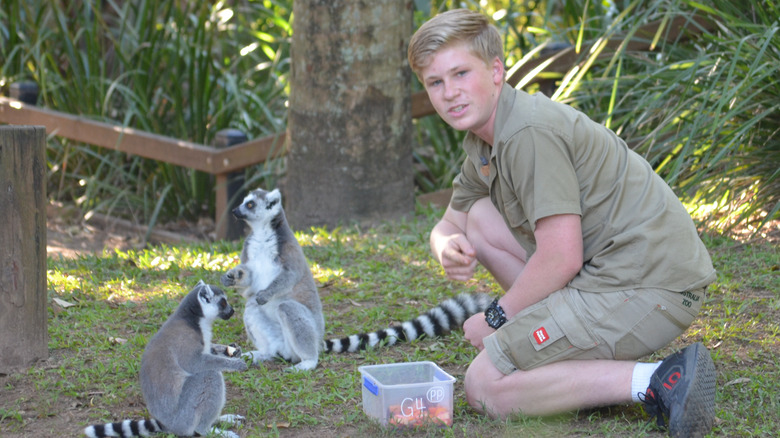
top-left (639, 342), bottom-right (717, 438)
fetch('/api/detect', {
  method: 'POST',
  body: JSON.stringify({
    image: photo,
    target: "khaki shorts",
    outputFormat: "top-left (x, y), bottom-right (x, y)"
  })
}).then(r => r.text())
top-left (483, 287), bottom-right (705, 375)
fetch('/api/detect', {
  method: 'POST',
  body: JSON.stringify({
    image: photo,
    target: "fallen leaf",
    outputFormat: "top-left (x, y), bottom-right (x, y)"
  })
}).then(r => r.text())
top-left (724, 377), bottom-right (751, 387)
top-left (52, 297), bottom-right (77, 308)
top-left (267, 422), bottom-right (291, 429)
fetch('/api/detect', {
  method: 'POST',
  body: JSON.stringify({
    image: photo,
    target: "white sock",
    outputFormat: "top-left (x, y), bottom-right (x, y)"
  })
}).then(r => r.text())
top-left (631, 362), bottom-right (662, 402)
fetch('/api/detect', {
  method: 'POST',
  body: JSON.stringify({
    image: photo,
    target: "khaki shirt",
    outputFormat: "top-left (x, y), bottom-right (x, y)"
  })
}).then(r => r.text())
top-left (450, 84), bottom-right (715, 292)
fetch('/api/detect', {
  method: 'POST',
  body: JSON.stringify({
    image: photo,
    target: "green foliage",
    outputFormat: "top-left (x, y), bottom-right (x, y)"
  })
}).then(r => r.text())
top-left (412, 115), bottom-right (466, 193)
top-left (1, 0), bottom-right (777, 232)
top-left (1, 0), bottom-right (290, 222)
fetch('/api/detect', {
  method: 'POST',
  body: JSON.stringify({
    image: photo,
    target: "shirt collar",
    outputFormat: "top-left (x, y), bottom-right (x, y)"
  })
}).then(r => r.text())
top-left (462, 83), bottom-right (517, 170)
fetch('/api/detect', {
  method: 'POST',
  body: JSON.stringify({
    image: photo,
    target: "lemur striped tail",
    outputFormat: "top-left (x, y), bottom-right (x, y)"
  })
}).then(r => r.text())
top-left (84, 419), bottom-right (163, 438)
top-left (323, 293), bottom-right (492, 353)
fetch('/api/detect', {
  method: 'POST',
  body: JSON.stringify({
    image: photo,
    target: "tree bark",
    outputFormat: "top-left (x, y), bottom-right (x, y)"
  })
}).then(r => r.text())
top-left (285, 0), bottom-right (415, 229)
top-left (0, 125), bottom-right (48, 373)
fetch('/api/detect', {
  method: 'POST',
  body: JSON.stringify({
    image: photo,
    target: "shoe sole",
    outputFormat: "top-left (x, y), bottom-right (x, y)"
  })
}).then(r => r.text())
top-left (669, 342), bottom-right (717, 438)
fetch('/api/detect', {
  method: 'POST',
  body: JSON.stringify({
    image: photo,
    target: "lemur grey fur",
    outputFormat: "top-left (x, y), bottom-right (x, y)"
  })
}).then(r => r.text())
top-left (222, 188), bottom-right (492, 365)
top-left (83, 281), bottom-right (247, 438)
top-left (221, 188), bottom-right (325, 371)
top-left (323, 292), bottom-right (492, 353)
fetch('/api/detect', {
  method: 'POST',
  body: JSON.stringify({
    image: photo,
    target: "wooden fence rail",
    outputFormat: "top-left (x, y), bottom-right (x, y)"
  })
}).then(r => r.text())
top-left (0, 14), bottom-right (712, 240)
top-left (0, 97), bottom-right (285, 239)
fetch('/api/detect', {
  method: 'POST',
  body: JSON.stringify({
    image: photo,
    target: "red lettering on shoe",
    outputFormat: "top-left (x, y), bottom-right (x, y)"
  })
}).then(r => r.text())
top-left (663, 371), bottom-right (681, 390)
top-left (533, 327), bottom-right (549, 344)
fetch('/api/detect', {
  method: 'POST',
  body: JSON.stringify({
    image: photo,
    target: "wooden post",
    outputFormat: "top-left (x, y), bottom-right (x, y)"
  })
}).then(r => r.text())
top-left (0, 125), bottom-right (48, 373)
top-left (214, 129), bottom-right (247, 241)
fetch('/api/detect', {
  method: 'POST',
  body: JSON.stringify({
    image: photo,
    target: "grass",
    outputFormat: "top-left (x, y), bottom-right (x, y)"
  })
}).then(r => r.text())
top-left (1, 205), bottom-right (778, 437)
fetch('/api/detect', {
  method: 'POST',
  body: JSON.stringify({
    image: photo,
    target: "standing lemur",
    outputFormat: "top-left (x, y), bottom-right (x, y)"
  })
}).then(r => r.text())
top-left (222, 188), bottom-right (493, 371)
top-left (84, 281), bottom-right (247, 438)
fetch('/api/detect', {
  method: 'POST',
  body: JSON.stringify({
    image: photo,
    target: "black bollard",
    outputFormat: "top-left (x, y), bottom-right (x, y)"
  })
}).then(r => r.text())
top-left (9, 81), bottom-right (40, 105)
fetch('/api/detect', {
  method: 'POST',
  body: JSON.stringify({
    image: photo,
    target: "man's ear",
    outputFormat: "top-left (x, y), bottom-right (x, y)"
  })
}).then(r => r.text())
top-left (492, 57), bottom-right (505, 84)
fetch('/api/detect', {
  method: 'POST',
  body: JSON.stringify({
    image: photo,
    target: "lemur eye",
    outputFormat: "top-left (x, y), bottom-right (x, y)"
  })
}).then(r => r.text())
top-left (267, 199), bottom-right (278, 210)
top-left (246, 201), bottom-right (255, 210)
top-left (219, 299), bottom-right (227, 309)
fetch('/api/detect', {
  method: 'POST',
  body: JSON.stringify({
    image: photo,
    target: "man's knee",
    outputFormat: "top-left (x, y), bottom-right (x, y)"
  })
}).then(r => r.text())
top-left (463, 198), bottom-right (527, 289)
top-left (466, 198), bottom-right (524, 253)
top-left (464, 198), bottom-right (499, 238)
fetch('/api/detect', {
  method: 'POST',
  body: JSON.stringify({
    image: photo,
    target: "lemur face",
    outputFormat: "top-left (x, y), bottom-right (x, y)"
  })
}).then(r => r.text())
top-left (196, 282), bottom-right (235, 321)
top-left (232, 188), bottom-right (283, 224)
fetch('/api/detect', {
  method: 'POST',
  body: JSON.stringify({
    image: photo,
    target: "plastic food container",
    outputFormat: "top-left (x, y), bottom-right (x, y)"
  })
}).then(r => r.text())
top-left (358, 361), bottom-right (455, 427)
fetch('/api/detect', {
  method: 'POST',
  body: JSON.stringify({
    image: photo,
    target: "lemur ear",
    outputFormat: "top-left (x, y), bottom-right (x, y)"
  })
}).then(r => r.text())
top-left (197, 282), bottom-right (214, 303)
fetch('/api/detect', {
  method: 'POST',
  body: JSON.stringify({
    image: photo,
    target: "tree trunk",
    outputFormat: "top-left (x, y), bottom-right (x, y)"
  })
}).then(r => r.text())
top-left (0, 125), bottom-right (48, 373)
top-left (285, 0), bottom-right (414, 229)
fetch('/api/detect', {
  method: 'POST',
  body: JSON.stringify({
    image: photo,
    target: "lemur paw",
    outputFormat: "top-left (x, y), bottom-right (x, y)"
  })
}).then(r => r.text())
top-left (220, 267), bottom-right (245, 287)
top-left (289, 359), bottom-right (318, 372)
top-left (242, 350), bottom-right (275, 365)
top-left (228, 342), bottom-right (242, 357)
top-left (218, 414), bottom-right (245, 425)
top-left (210, 343), bottom-right (242, 357)
top-left (233, 359), bottom-right (249, 372)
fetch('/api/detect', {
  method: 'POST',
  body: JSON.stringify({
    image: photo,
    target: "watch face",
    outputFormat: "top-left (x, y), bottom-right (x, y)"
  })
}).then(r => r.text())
top-left (485, 300), bottom-right (506, 329)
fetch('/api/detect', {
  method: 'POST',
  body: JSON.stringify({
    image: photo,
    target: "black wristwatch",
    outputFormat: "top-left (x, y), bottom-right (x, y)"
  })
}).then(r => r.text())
top-left (484, 298), bottom-right (507, 329)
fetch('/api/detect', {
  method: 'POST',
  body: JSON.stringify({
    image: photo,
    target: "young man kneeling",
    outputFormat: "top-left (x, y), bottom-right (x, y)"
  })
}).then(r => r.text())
top-left (409, 9), bottom-right (717, 437)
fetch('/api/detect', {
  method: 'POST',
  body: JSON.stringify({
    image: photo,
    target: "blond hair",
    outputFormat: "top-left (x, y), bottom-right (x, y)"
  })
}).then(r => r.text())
top-left (408, 8), bottom-right (504, 75)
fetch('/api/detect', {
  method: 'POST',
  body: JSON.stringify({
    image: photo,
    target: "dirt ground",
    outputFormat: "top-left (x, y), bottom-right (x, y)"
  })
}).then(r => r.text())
top-left (45, 201), bottom-right (211, 258)
top-left (45, 190), bottom-right (455, 258)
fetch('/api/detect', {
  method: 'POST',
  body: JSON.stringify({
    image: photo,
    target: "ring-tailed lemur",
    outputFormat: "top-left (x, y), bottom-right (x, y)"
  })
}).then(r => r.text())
top-left (323, 292), bottom-right (492, 353)
top-left (83, 281), bottom-right (247, 438)
top-left (221, 188), bottom-right (325, 371)
top-left (221, 188), bottom-right (492, 367)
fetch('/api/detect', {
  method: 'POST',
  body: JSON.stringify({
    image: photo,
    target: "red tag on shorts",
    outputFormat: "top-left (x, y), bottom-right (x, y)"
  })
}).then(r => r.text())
top-left (533, 327), bottom-right (549, 344)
